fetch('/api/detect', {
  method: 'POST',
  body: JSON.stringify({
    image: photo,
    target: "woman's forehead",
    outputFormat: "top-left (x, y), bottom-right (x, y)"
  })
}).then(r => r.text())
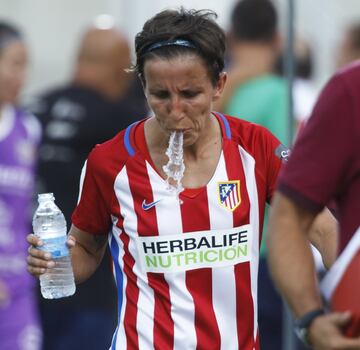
top-left (143, 54), bottom-right (208, 79)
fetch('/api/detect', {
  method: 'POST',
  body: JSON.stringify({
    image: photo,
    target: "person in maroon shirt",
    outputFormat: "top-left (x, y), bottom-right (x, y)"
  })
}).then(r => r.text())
top-left (267, 62), bottom-right (360, 349)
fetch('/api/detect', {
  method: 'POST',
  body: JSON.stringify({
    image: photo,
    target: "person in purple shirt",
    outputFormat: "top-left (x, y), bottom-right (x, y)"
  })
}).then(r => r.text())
top-left (0, 22), bottom-right (42, 350)
top-left (267, 62), bottom-right (360, 349)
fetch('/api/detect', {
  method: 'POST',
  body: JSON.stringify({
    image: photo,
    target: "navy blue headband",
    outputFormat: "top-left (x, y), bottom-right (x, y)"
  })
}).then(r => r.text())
top-left (145, 39), bottom-right (196, 54)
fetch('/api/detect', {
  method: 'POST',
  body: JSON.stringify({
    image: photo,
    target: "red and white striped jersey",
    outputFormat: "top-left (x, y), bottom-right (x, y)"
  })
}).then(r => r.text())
top-left (72, 113), bottom-right (283, 350)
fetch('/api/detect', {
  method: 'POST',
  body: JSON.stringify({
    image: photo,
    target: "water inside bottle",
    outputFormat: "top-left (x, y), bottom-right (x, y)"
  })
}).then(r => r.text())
top-left (40, 256), bottom-right (76, 299)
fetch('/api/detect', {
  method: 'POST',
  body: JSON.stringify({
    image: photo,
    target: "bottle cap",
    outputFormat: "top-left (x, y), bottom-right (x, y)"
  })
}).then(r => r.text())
top-left (38, 193), bottom-right (55, 202)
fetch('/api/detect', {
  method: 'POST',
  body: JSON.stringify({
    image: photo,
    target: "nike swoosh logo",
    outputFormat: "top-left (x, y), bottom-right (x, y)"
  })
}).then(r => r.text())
top-left (142, 199), bottom-right (161, 210)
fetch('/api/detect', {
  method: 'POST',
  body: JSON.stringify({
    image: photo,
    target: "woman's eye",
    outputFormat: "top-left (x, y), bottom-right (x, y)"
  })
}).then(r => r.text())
top-left (153, 91), bottom-right (169, 99)
top-left (182, 91), bottom-right (198, 98)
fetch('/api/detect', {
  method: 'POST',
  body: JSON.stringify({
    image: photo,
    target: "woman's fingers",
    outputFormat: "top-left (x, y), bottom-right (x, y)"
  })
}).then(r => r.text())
top-left (26, 233), bottom-right (55, 277)
top-left (26, 233), bottom-right (42, 247)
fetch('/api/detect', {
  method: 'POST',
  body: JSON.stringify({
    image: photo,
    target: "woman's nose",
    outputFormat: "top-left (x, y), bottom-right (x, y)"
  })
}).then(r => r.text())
top-left (168, 95), bottom-right (185, 119)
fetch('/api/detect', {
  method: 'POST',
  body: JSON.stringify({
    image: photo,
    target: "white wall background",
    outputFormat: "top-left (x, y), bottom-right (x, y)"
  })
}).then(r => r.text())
top-left (1, 0), bottom-right (360, 101)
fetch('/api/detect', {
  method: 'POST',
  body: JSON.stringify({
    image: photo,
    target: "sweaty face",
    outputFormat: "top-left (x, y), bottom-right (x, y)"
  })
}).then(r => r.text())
top-left (0, 41), bottom-right (28, 104)
top-left (143, 54), bottom-right (224, 147)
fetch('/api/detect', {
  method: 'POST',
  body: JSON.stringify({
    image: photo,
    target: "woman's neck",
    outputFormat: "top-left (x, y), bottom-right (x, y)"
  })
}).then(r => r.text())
top-left (185, 114), bottom-right (221, 161)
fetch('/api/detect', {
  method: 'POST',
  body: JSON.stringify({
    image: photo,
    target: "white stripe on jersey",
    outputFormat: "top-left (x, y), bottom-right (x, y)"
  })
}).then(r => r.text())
top-left (77, 161), bottom-right (87, 204)
top-left (239, 145), bottom-right (260, 341)
top-left (146, 162), bottom-right (198, 350)
top-left (207, 152), bottom-right (239, 350)
top-left (116, 166), bottom-right (156, 350)
top-left (112, 169), bottom-right (132, 350)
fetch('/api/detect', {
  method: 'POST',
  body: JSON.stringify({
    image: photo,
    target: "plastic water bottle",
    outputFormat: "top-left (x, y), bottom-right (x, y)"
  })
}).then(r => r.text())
top-left (32, 193), bottom-right (76, 299)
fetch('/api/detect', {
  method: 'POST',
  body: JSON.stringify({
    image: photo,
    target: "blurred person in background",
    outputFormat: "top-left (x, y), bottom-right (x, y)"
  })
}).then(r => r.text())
top-left (29, 19), bottom-right (147, 350)
top-left (215, 0), bottom-right (287, 143)
top-left (336, 22), bottom-right (360, 68)
top-left (275, 37), bottom-right (318, 132)
top-left (0, 21), bottom-right (42, 350)
top-left (215, 1), bottom-right (288, 348)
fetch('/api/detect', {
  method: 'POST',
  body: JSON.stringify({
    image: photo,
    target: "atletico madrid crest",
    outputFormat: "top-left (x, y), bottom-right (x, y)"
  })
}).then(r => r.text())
top-left (218, 181), bottom-right (241, 212)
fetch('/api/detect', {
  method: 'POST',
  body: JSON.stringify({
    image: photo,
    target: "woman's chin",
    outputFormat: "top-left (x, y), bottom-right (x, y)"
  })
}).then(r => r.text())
top-left (182, 133), bottom-right (198, 147)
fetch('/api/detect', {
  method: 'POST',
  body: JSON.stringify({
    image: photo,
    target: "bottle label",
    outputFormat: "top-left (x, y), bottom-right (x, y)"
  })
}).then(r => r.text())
top-left (39, 236), bottom-right (69, 258)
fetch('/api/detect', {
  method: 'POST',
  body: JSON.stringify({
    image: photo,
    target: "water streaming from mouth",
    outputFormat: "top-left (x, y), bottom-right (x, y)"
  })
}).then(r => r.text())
top-left (162, 131), bottom-right (185, 203)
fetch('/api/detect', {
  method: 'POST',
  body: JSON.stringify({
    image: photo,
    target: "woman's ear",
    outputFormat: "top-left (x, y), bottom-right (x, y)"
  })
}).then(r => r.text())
top-left (213, 72), bottom-right (227, 101)
top-left (139, 74), bottom-right (146, 89)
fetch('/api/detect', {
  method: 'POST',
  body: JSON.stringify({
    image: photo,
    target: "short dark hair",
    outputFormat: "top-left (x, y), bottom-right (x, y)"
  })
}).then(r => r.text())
top-left (134, 8), bottom-right (225, 86)
top-left (231, 0), bottom-right (277, 42)
top-left (0, 21), bottom-right (23, 54)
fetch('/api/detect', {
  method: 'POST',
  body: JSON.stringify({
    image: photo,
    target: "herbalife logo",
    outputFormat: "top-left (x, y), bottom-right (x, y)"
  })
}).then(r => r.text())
top-left (135, 225), bottom-right (253, 273)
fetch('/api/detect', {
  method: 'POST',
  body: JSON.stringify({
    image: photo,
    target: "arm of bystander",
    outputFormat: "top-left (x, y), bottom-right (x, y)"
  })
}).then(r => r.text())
top-left (267, 192), bottom-right (360, 349)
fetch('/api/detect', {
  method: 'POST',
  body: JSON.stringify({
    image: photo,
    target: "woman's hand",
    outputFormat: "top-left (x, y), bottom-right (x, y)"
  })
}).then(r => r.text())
top-left (308, 312), bottom-right (360, 349)
top-left (26, 233), bottom-right (76, 277)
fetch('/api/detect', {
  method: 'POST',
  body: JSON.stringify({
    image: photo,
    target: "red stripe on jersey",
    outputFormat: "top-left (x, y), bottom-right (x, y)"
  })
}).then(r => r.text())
top-left (235, 263), bottom-right (255, 349)
top-left (150, 275), bottom-right (174, 350)
top-left (255, 329), bottom-right (260, 349)
top-left (126, 157), bottom-right (174, 350)
top-left (181, 190), bottom-right (221, 349)
top-left (223, 140), bottom-right (256, 350)
top-left (120, 231), bottom-right (140, 350)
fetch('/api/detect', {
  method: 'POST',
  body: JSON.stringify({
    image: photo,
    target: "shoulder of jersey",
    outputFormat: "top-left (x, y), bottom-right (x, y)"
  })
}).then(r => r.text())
top-left (224, 114), bottom-right (271, 142)
top-left (89, 128), bottom-right (130, 164)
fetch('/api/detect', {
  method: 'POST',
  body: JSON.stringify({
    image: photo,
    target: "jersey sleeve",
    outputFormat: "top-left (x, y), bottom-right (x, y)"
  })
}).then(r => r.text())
top-left (246, 122), bottom-right (288, 203)
top-left (278, 74), bottom-right (356, 212)
top-left (262, 127), bottom-right (288, 203)
top-left (71, 147), bottom-right (112, 235)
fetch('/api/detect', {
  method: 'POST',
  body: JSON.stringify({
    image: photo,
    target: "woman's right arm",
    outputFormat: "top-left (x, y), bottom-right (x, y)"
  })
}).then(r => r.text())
top-left (27, 224), bottom-right (108, 284)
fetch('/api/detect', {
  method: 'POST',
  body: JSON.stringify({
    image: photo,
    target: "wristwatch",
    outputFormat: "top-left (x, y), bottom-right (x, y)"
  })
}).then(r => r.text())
top-left (294, 308), bottom-right (325, 347)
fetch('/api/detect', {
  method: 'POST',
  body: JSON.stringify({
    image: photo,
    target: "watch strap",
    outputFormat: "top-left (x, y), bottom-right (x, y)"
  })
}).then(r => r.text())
top-left (294, 308), bottom-right (325, 347)
top-left (295, 308), bottom-right (325, 328)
